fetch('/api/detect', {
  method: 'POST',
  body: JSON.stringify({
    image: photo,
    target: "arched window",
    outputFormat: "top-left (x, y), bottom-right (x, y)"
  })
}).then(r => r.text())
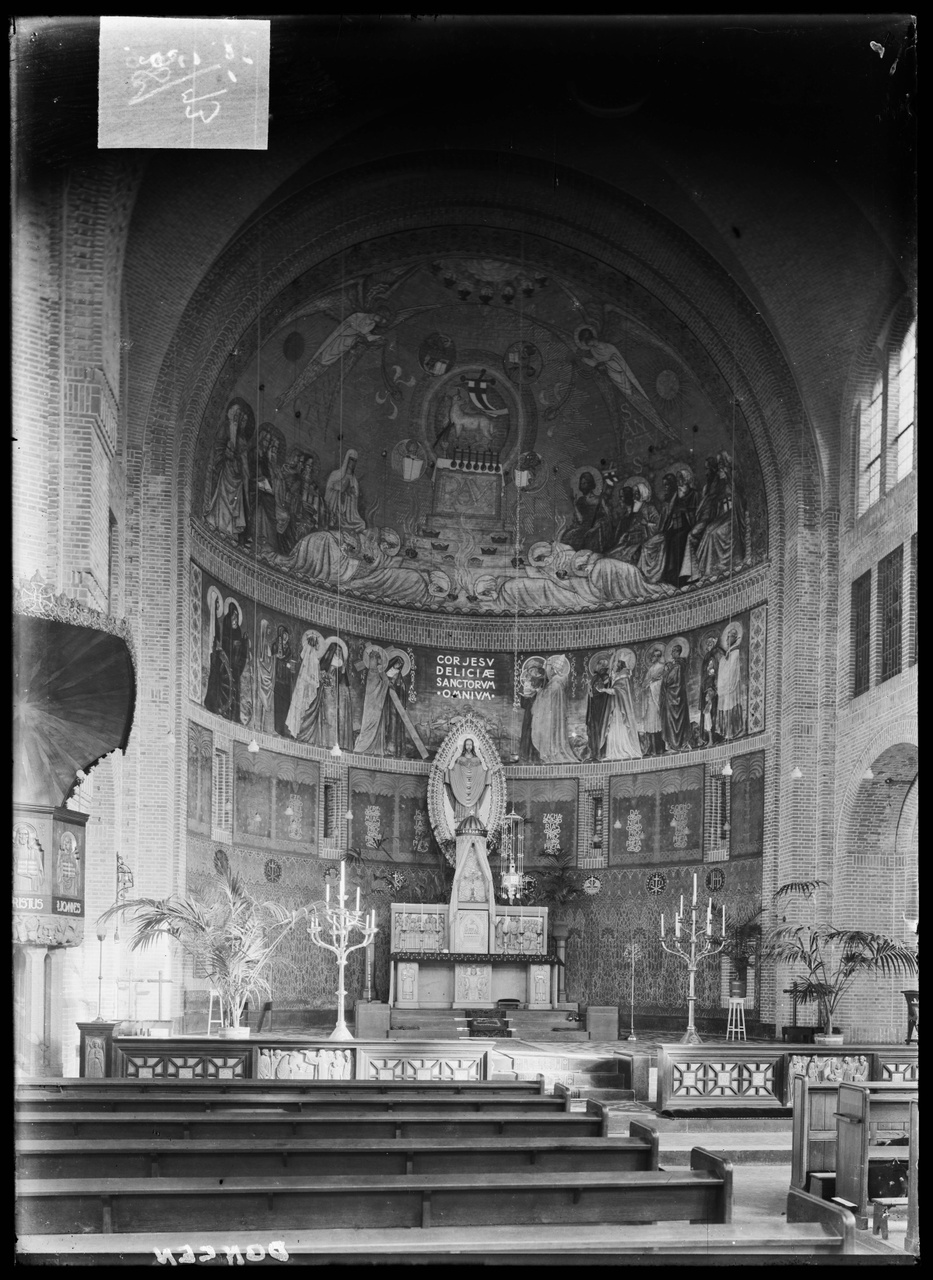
top-left (857, 315), bottom-right (916, 515)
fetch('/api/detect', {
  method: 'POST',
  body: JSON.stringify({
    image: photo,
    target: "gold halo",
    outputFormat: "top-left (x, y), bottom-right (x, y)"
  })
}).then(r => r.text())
top-left (384, 646), bottom-right (412, 676)
top-left (720, 619), bottom-right (744, 650)
top-left (587, 648), bottom-right (615, 676)
top-left (664, 635), bottom-right (691, 662)
top-left (571, 466), bottom-right (603, 498)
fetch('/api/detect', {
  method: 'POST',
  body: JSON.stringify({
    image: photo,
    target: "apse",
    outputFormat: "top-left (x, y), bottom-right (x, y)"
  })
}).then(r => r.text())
top-left (191, 239), bottom-right (767, 620)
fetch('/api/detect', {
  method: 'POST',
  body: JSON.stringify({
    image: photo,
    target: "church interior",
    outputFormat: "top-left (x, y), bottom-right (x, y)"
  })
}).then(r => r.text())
top-left (13, 14), bottom-right (917, 1263)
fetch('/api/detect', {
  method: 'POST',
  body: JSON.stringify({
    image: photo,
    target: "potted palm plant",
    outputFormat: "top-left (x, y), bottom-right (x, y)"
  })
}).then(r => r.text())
top-left (98, 866), bottom-right (314, 1037)
top-left (533, 847), bottom-right (585, 936)
top-left (763, 879), bottom-right (918, 1045)
top-left (721, 903), bottom-right (763, 999)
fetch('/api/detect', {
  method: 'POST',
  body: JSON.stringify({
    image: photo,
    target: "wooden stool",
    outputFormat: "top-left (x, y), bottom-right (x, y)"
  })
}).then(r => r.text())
top-left (726, 997), bottom-right (746, 1041)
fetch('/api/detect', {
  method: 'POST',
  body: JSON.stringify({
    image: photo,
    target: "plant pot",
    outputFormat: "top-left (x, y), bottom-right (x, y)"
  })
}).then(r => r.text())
top-left (813, 1031), bottom-right (844, 1046)
top-left (216, 1025), bottom-right (251, 1040)
top-left (729, 976), bottom-right (747, 999)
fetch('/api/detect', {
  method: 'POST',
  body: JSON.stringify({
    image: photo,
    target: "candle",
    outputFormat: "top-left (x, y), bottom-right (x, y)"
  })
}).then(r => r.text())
top-left (693, 873), bottom-right (697, 906)
top-left (340, 861), bottom-right (345, 902)
top-left (326, 882), bottom-right (330, 904)
top-left (680, 895), bottom-right (684, 915)
top-left (660, 913), bottom-right (665, 937)
top-left (675, 916), bottom-right (681, 939)
top-left (356, 886), bottom-right (360, 914)
top-left (722, 904), bottom-right (726, 933)
top-left (707, 898), bottom-right (712, 929)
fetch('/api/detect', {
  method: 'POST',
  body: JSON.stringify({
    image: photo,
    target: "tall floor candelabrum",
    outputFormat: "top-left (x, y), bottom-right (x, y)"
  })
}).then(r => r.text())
top-left (660, 874), bottom-right (727, 1045)
top-left (308, 861), bottom-right (378, 1041)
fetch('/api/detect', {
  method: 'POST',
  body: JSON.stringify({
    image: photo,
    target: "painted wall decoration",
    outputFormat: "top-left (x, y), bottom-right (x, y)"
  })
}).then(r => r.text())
top-left (348, 769), bottom-right (437, 864)
top-left (195, 567), bottom-right (759, 763)
top-left (728, 750), bottom-right (765, 857)
top-left (231, 743), bottom-right (319, 850)
top-left (187, 723), bottom-right (213, 833)
top-left (504, 778), bottom-right (579, 868)
top-left (608, 766), bottom-right (704, 866)
top-left (193, 255), bottom-right (767, 615)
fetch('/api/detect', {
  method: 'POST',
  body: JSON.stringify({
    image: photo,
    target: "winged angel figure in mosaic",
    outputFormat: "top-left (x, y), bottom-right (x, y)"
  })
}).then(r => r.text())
top-left (275, 268), bottom-right (437, 411)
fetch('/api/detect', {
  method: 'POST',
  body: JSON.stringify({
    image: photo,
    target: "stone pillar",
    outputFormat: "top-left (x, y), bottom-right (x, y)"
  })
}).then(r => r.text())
top-left (551, 922), bottom-right (570, 1004)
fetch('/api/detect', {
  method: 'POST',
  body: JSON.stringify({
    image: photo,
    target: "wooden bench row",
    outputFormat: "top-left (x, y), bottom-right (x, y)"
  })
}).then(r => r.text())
top-left (14, 1089), bottom-right (567, 1115)
top-left (16, 1150), bottom-right (733, 1236)
top-left (16, 1075), bottom-right (546, 1095)
top-left (791, 1077), bottom-right (917, 1196)
top-left (16, 1124), bottom-right (659, 1180)
top-left (15, 1190), bottom-right (856, 1262)
top-left (15, 1104), bottom-right (609, 1141)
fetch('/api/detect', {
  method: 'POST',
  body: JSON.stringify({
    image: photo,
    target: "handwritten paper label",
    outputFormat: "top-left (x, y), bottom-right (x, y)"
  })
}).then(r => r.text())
top-left (99, 17), bottom-right (270, 150)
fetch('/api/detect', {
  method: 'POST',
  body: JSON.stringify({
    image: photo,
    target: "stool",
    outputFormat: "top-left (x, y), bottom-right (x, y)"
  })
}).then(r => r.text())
top-left (726, 997), bottom-right (746, 1041)
top-left (207, 989), bottom-right (224, 1034)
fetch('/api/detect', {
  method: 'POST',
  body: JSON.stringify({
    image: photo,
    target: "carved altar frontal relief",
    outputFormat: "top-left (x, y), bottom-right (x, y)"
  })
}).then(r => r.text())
top-left (455, 910), bottom-right (488, 953)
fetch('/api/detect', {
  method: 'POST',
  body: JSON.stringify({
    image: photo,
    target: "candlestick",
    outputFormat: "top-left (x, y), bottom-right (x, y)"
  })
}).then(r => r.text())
top-left (659, 881), bottom-right (727, 1045)
top-left (307, 869), bottom-right (378, 1041)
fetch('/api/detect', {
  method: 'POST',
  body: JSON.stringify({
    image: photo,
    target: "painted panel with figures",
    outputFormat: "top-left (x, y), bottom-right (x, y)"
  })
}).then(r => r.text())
top-left (195, 567), bottom-right (761, 764)
top-left (192, 254), bottom-right (766, 617)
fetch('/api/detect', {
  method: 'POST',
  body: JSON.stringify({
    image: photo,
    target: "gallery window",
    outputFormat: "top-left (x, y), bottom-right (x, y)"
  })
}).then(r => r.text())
top-left (857, 315), bottom-right (916, 515)
top-left (878, 545), bottom-right (904, 683)
top-left (851, 570), bottom-right (872, 696)
top-left (211, 748), bottom-right (232, 837)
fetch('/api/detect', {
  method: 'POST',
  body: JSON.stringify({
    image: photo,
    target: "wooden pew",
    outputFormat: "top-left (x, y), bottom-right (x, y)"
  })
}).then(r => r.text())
top-left (16, 1075), bottom-right (546, 1096)
top-left (16, 1207), bottom-right (856, 1265)
top-left (16, 1120), bottom-right (659, 1180)
top-left (789, 1075), bottom-right (918, 1199)
top-left (834, 1082), bottom-right (914, 1229)
top-left (15, 1088), bottom-right (568, 1115)
top-left (15, 1102), bottom-right (610, 1141)
top-left (904, 1099), bottom-right (919, 1256)
top-left (15, 1146), bottom-right (732, 1236)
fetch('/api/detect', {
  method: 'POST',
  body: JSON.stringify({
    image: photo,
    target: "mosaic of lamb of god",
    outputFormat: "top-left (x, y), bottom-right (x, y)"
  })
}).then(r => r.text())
top-left (192, 562), bottom-right (766, 763)
top-left (192, 253), bottom-right (767, 616)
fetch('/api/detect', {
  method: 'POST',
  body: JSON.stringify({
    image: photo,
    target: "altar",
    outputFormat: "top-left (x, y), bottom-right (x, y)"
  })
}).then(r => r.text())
top-left (387, 715), bottom-right (560, 1010)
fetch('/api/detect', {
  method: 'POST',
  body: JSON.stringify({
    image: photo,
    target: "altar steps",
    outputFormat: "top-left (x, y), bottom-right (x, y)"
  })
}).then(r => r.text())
top-left (388, 1011), bottom-right (469, 1040)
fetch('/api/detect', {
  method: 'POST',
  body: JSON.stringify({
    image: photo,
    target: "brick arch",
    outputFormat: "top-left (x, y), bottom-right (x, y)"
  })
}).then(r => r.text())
top-left (131, 151), bottom-right (818, 882)
top-left (142, 150), bottom-right (819, 587)
top-left (836, 738), bottom-right (918, 866)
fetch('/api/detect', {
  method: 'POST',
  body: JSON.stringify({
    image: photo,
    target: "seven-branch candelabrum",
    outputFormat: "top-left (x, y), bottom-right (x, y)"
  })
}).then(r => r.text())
top-left (659, 873), bottom-right (727, 1045)
top-left (308, 860), bottom-right (378, 1041)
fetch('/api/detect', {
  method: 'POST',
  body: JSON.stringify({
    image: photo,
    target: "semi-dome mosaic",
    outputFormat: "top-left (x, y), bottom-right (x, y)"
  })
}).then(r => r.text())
top-left (193, 250), bottom-right (767, 616)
